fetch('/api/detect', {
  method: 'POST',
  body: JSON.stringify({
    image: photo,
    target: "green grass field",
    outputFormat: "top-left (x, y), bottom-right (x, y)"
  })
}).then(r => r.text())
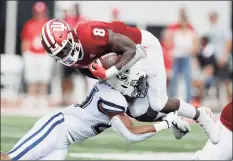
top-left (1, 116), bottom-right (207, 160)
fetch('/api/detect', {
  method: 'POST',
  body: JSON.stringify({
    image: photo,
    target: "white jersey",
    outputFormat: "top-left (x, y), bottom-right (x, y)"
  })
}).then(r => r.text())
top-left (61, 80), bottom-right (128, 143)
top-left (7, 81), bottom-right (128, 160)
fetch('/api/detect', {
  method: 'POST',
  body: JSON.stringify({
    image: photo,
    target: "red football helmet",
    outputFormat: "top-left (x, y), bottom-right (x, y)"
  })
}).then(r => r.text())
top-left (41, 19), bottom-right (84, 66)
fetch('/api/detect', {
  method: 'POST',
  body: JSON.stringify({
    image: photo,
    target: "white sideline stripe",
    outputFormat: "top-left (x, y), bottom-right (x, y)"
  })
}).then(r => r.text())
top-left (69, 152), bottom-right (195, 160)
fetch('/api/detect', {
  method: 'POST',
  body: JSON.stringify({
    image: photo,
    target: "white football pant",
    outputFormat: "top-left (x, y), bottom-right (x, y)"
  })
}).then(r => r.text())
top-left (140, 29), bottom-right (168, 112)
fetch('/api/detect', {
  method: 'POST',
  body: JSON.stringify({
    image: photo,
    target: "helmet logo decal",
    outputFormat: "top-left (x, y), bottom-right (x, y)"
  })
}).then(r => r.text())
top-left (51, 22), bottom-right (68, 32)
top-left (116, 74), bottom-right (129, 85)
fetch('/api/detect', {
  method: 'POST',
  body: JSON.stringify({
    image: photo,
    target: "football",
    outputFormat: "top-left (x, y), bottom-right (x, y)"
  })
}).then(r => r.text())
top-left (95, 52), bottom-right (120, 69)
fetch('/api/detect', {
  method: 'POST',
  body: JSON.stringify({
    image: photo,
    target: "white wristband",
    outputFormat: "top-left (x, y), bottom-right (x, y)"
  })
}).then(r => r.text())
top-left (106, 66), bottom-right (119, 79)
top-left (153, 121), bottom-right (168, 133)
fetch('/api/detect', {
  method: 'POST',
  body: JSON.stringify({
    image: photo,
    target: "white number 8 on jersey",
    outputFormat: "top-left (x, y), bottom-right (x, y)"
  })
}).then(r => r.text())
top-left (93, 28), bottom-right (105, 37)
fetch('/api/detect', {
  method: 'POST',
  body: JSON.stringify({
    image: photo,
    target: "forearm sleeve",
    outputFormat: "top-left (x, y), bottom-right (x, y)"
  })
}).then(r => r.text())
top-left (109, 116), bottom-right (157, 143)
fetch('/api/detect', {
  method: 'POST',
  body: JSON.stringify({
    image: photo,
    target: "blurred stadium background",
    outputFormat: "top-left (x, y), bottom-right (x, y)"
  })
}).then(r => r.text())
top-left (1, 1), bottom-right (232, 160)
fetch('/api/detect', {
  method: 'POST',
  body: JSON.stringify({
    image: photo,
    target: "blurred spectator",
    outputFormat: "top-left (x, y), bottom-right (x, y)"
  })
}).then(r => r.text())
top-left (207, 11), bottom-right (232, 101)
top-left (167, 7), bottom-right (194, 32)
top-left (64, 4), bottom-right (87, 28)
top-left (61, 4), bottom-right (88, 105)
top-left (168, 8), bottom-right (199, 103)
top-left (21, 1), bottom-right (53, 108)
top-left (192, 36), bottom-right (217, 105)
top-left (112, 8), bottom-right (120, 21)
top-left (160, 29), bottom-right (173, 86)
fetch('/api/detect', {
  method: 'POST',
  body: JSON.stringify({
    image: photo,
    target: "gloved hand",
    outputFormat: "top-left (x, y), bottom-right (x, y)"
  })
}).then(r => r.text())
top-left (89, 62), bottom-right (119, 80)
top-left (163, 112), bottom-right (191, 139)
top-left (162, 112), bottom-right (178, 128)
top-left (172, 116), bottom-right (191, 139)
top-left (89, 62), bottom-right (107, 79)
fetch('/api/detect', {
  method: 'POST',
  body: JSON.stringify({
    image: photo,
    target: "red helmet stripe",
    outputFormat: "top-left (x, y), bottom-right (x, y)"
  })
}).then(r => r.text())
top-left (41, 24), bottom-right (51, 47)
top-left (42, 20), bottom-right (55, 47)
top-left (46, 20), bottom-right (55, 44)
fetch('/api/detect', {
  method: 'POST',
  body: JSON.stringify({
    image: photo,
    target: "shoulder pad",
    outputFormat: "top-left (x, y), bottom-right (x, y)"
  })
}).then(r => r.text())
top-left (97, 98), bottom-right (127, 116)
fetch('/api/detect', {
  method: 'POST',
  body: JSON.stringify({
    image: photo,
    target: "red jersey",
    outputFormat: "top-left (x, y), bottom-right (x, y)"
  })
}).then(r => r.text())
top-left (220, 101), bottom-right (232, 132)
top-left (74, 21), bottom-right (142, 67)
top-left (21, 18), bottom-right (49, 54)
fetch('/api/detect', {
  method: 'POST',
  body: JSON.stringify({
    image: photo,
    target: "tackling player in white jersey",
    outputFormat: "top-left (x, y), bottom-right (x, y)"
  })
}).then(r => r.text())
top-left (0, 72), bottom-right (190, 160)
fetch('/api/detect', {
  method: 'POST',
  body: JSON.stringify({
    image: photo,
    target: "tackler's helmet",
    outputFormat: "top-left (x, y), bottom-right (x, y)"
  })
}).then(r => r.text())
top-left (41, 19), bottom-right (84, 66)
top-left (107, 62), bottom-right (148, 98)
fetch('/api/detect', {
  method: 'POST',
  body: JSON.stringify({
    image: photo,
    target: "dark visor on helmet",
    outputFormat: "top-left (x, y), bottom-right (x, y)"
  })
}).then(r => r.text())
top-left (56, 40), bottom-right (73, 60)
top-left (55, 39), bottom-right (83, 66)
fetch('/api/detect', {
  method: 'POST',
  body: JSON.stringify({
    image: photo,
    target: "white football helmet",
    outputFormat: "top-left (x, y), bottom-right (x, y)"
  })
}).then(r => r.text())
top-left (107, 62), bottom-right (148, 98)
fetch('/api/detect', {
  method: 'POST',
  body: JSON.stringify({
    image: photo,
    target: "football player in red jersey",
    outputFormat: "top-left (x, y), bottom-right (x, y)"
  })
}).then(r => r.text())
top-left (193, 101), bottom-right (232, 160)
top-left (41, 19), bottom-right (219, 144)
top-left (41, 19), bottom-right (145, 79)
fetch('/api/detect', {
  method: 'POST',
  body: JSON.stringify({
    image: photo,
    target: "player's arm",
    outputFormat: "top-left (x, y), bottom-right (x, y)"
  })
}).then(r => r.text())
top-left (110, 114), bottom-right (169, 143)
top-left (97, 97), bottom-right (164, 143)
top-left (108, 30), bottom-right (146, 73)
top-left (98, 94), bottom-right (190, 143)
top-left (110, 113), bottom-right (191, 143)
top-left (117, 114), bottom-right (156, 134)
top-left (89, 29), bottom-right (146, 79)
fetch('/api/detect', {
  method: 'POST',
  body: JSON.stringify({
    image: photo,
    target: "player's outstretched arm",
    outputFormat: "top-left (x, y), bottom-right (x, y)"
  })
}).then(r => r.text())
top-left (109, 113), bottom-right (169, 143)
top-left (110, 112), bottom-right (191, 143)
top-left (108, 30), bottom-right (146, 74)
